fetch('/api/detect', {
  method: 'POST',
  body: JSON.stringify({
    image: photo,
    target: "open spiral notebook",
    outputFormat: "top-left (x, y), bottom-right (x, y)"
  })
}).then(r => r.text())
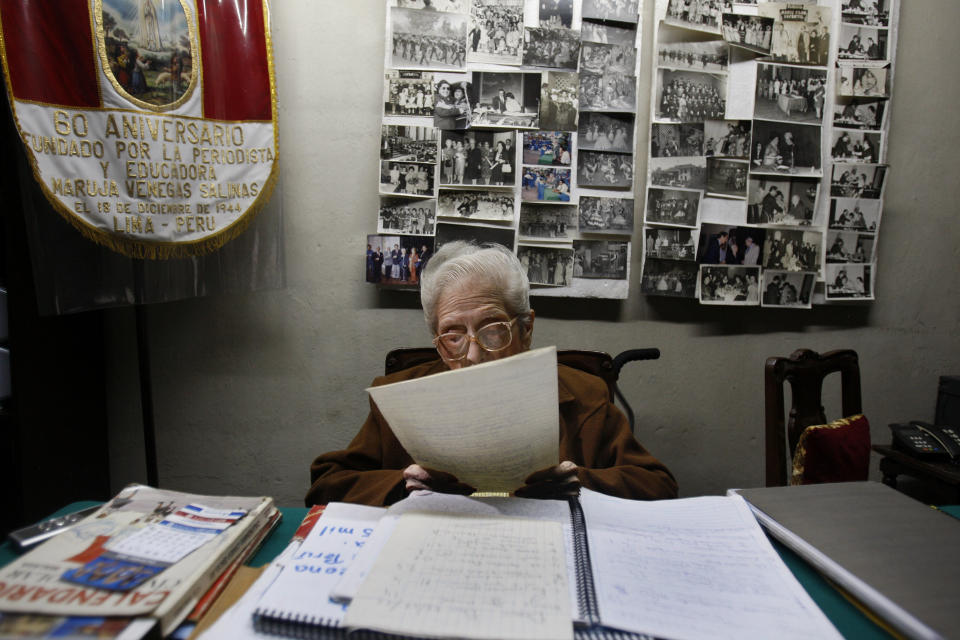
top-left (245, 490), bottom-right (840, 640)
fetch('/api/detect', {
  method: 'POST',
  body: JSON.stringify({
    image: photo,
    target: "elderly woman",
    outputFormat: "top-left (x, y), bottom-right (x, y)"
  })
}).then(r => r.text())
top-left (306, 242), bottom-right (677, 507)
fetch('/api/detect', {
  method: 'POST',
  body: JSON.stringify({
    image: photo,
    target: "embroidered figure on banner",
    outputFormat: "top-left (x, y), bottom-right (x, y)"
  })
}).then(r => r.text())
top-left (97, 0), bottom-right (198, 110)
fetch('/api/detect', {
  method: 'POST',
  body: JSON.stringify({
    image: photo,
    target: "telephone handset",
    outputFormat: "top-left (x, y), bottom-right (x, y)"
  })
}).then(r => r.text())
top-left (890, 421), bottom-right (960, 462)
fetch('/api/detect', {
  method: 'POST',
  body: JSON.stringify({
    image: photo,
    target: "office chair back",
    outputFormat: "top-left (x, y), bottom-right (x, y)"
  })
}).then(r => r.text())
top-left (384, 347), bottom-right (659, 431)
top-left (764, 348), bottom-right (863, 486)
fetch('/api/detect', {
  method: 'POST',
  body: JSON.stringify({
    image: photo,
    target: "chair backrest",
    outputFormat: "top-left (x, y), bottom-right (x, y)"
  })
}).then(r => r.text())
top-left (384, 347), bottom-right (660, 431)
top-left (764, 348), bottom-right (862, 486)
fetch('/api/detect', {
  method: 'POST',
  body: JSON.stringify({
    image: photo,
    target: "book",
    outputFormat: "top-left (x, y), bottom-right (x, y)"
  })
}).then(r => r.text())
top-left (247, 490), bottom-right (840, 640)
top-left (735, 481), bottom-right (960, 640)
top-left (0, 484), bottom-right (276, 637)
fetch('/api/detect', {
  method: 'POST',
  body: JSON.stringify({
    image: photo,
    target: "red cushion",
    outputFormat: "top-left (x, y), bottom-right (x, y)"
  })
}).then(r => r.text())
top-left (791, 414), bottom-right (871, 485)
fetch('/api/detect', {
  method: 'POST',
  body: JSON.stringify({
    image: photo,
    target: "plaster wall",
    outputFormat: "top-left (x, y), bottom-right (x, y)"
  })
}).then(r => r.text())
top-left (106, 0), bottom-right (960, 506)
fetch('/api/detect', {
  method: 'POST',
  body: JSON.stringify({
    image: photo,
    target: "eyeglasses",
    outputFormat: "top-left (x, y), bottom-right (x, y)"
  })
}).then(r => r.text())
top-left (433, 317), bottom-right (519, 361)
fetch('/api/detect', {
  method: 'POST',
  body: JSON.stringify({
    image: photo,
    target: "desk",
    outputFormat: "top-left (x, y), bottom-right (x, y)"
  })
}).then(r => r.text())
top-left (873, 443), bottom-right (960, 503)
top-left (3, 503), bottom-right (937, 639)
top-left (778, 93), bottom-right (807, 116)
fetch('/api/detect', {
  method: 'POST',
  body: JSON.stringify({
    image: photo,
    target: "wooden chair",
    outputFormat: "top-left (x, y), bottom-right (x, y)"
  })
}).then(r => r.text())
top-left (385, 347), bottom-right (660, 431)
top-left (764, 348), bottom-right (863, 486)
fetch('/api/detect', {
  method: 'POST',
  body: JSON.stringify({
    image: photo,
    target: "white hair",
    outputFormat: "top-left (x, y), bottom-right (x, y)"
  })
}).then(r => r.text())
top-left (420, 241), bottom-right (530, 333)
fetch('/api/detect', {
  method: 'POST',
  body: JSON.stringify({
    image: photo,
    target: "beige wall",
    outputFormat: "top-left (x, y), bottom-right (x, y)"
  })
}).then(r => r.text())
top-left (106, 1), bottom-right (960, 506)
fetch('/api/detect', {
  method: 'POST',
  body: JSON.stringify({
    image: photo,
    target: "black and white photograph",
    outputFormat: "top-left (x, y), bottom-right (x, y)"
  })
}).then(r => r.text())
top-left (829, 197), bottom-right (881, 232)
top-left (841, 0), bottom-right (890, 27)
top-left (761, 270), bottom-right (815, 308)
top-left (758, 3), bottom-right (830, 66)
top-left (750, 120), bottom-right (822, 177)
top-left (378, 197), bottom-right (437, 235)
top-left (826, 230), bottom-right (875, 264)
top-left (706, 157), bottom-right (748, 198)
top-left (579, 71), bottom-right (637, 112)
top-left (582, 0), bottom-right (639, 24)
top-left (522, 27), bottom-right (580, 70)
top-left (830, 163), bottom-right (887, 198)
top-left (437, 189), bottom-right (515, 222)
top-left (645, 187), bottom-right (701, 228)
top-left (468, 72), bottom-right (541, 129)
top-left (699, 265), bottom-right (761, 305)
top-left (367, 234), bottom-right (435, 286)
top-left (539, 71), bottom-right (579, 131)
top-left (381, 125), bottom-right (439, 163)
top-left (830, 129), bottom-right (881, 163)
top-left (579, 112), bottom-right (634, 153)
top-left (391, 0), bottom-right (470, 12)
top-left (644, 226), bottom-right (696, 261)
top-left (650, 122), bottom-right (704, 157)
top-left (391, 7), bottom-right (468, 70)
top-left (579, 196), bottom-right (634, 234)
top-left (582, 21), bottom-right (636, 46)
top-left (641, 257), bottom-right (698, 298)
top-left (837, 65), bottom-right (888, 98)
top-left (574, 239), bottom-right (629, 279)
top-left (433, 75), bottom-right (473, 129)
top-left (754, 63), bottom-right (827, 124)
top-left (762, 228), bottom-right (821, 272)
top-left (747, 176), bottom-right (819, 226)
top-left (656, 69), bottom-right (726, 122)
top-left (521, 166), bottom-right (572, 202)
top-left (697, 224), bottom-right (766, 265)
top-left (664, 0), bottom-right (722, 33)
top-left (435, 221), bottom-right (515, 251)
top-left (703, 119), bottom-right (750, 158)
top-left (467, 0), bottom-right (524, 65)
top-left (649, 156), bottom-right (706, 190)
top-left (522, 131), bottom-right (572, 166)
top-left (837, 24), bottom-right (888, 61)
top-left (539, 0), bottom-right (573, 28)
top-left (825, 263), bottom-right (872, 299)
top-left (384, 70), bottom-right (435, 117)
top-left (833, 98), bottom-right (886, 131)
top-left (439, 129), bottom-right (516, 185)
top-left (518, 203), bottom-right (578, 241)
top-left (721, 13), bottom-right (773, 55)
top-left (657, 40), bottom-right (728, 72)
top-left (517, 244), bottom-right (575, 286)
top-left (380, 161), bottom-right (436, 196)
top-left (578, 151), bottom-right (634, 188)
top-left (581, 42), bottom-right (637, 75)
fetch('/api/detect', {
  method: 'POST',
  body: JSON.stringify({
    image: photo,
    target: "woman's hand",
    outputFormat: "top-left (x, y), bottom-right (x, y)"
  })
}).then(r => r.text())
top-left (403, 464), bottom-right (476, 496)
top-left (515, 460), bottom-right (580, 499)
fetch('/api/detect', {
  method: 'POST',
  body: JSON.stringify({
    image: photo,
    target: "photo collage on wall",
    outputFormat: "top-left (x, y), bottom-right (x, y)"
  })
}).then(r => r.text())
top-left (641, 0), bottom-right (896, 307)
top-left (368, 0), bottom-right (644, 299)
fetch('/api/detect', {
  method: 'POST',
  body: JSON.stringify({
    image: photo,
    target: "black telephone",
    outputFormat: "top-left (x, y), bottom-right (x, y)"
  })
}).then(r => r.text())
top-left (890, 421), bottom-right (960, 462)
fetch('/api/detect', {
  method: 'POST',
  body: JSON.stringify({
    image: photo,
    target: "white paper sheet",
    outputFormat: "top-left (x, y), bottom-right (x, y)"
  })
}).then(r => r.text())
top-left (579, 489), bottom-right (842, 640)
top-left (366, 345), bottom-right (559, 492)
top-left (343, 512), bottom-right (572, 640)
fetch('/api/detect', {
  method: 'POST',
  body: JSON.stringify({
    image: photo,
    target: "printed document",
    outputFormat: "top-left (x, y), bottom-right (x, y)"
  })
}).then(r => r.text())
top-left (366, 345), bottom-right (559, 492)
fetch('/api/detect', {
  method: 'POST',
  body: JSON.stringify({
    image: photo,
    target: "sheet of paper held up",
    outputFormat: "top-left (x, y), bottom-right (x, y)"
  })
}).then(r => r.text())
top-left (579, 489), bottom-right (842, 640)
top-left (342, 512), bottom-right (573, 640)
top-left (366, 345), bottom-right (559, 492)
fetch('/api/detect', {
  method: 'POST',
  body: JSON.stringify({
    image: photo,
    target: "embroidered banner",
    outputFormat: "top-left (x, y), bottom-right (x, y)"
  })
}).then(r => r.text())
top-left (0, 0), bottom-right (278, 258)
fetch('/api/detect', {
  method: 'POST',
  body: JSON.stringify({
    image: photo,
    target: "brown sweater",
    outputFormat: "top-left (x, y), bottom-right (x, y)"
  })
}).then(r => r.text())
top-left (306, 360), bottom-right (678, 506)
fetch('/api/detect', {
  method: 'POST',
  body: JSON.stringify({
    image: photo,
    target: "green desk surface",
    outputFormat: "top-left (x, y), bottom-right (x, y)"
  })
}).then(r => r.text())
top-left (5, 502), bottom-right (959, 638)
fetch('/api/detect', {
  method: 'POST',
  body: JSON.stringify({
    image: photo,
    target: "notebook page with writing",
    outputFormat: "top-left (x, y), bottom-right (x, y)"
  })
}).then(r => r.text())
top-left (342, 512), bottom-right (573, 640)
top-left (251, 503), bottom-right (384, 632)
top-left (366, 345), bottom-right (559, 492)
top-left (329, 491), bottom-right (583, 623)
top-left (579, 489), bottom-right (842, 640)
